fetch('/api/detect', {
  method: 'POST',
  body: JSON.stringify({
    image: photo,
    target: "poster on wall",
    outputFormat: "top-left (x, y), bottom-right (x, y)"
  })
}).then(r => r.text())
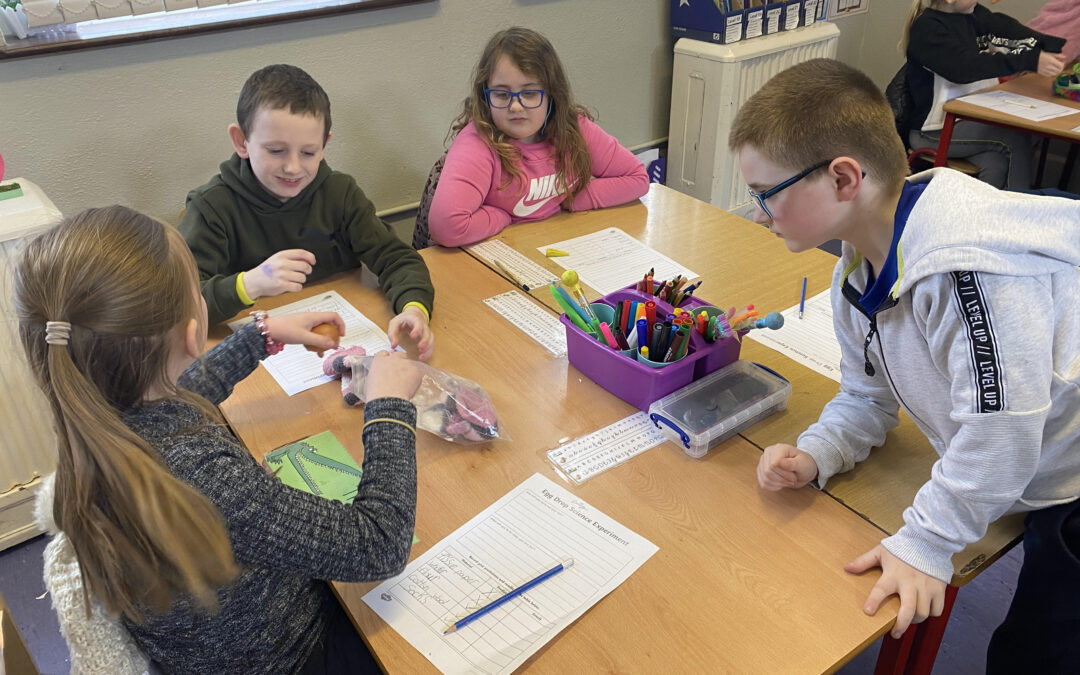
top-left (828, 0), bottom-right (869, 19)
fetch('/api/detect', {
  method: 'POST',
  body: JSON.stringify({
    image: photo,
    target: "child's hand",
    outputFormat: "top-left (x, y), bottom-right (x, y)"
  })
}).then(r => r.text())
top-left (757, 443), bottom-right (818, 490)
top-left (244, 249), bottom-right (316, 299)
top-left (1037, 51), bottom-right (1067, 78)
top-left (264, 312), bottom-right (345, 352)
top-left (388, 305), bottom-right (434, 362)
top-left (845, 544), bottom-right (947, 639)
top-left (364, 350), bottom-right (422, 401)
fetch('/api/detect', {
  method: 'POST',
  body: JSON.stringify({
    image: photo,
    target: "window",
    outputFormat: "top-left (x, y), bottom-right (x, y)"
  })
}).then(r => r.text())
top-left (0, 0), bottom-right (432, 58)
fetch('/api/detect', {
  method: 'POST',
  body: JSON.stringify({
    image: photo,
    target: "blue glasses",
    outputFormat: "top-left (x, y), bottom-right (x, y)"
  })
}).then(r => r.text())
top-left (747, 159), bottom-right (832, 218)
top-left (484, 88), bottom-right (546, 109)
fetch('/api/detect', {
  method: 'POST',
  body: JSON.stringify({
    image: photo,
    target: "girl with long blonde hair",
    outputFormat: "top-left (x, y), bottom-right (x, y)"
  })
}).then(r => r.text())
top-left (17, 205), bottom-right (421, 674)
top-left (426, 26), bottom-right (649, 247)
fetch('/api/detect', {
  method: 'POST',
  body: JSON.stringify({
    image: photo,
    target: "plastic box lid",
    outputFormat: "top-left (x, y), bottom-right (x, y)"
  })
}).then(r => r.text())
top-left (648, 360), bottom-right (791, 458)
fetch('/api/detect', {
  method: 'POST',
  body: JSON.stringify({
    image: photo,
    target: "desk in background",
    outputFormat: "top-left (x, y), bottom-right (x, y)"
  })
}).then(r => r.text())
top-left (937, 72), bottom-right (1080, 189)
top-left (218, 247), bottom-right (896, 674)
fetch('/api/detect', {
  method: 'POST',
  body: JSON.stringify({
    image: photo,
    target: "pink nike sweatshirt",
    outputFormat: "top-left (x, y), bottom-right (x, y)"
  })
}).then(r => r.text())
top-left (428, 116), bottom-right (649, 247)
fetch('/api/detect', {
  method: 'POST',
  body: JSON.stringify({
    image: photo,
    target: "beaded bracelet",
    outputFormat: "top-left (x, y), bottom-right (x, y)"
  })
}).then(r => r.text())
top-left (252, 310), bottom-right (284, 356)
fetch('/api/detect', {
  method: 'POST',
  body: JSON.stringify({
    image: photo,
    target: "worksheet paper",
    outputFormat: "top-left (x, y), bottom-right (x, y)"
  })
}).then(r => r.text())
top-left (465, 239), bottom-right (560, 291)
top-left (539, 228), bottom-right (698, 296)
top-left (744, 289), bottom-right (842, 383)
top-left (547, 412), bottom-right (667, 484)
top-left (956, 90), bottom-right (1079, 122)
top-left (482, 291), bottom-right (567, 356)
top-left (362, 473), bottom-right (658, 675)
top-left (227, 290), bottom-right (390, 396)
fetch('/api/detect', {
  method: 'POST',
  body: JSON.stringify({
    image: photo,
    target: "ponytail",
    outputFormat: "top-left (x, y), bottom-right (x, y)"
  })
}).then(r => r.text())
top-left (16, 207), bottom-right (237, 622)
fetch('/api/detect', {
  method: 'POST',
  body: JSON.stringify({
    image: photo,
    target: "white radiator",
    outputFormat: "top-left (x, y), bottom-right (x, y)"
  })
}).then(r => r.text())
top-left (0, 178), bottom-right (62, 550)
top-left (667, 22), bottom-right (840, 215)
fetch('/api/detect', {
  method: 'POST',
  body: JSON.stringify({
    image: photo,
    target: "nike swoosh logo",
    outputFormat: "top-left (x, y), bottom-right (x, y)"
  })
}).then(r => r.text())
top-left (513, 193), bottom-right (560, 217)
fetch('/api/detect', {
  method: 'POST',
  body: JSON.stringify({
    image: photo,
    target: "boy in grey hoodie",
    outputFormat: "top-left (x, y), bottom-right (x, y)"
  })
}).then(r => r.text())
top-left (730, 58), bottom-right (1080, 673)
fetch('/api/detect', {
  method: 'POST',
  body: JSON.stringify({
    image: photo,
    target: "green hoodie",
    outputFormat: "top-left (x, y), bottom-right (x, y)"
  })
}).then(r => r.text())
top-left (179, 154), bottom-right (434, 324)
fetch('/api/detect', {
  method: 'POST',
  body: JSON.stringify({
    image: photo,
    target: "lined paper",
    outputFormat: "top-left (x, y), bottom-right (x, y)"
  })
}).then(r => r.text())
top-left (957, 90), bottom-right (1079, 122)
top-left (227, 290), bottom-right (390, 395)
top-left (465, 239), bottom-right (560, 291)
top-left (546, 412), bottom-right (667, 484)
top-left (539, 228), bottom-right (698, 296)
top-left (745, 289), bottom-right (842, 383)
top-left (362, 473), bottom-right (658, 675)
top-left (482, 290), bottom-right (567, 356)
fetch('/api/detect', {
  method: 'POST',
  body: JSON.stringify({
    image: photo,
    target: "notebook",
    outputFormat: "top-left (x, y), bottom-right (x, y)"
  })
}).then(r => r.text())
top-left (265, 431), bottom-right (362, 504)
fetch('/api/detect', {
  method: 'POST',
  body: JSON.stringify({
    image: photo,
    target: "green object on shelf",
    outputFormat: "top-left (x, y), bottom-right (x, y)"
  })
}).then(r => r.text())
top-left (0, 182), bottom-right (23, 201)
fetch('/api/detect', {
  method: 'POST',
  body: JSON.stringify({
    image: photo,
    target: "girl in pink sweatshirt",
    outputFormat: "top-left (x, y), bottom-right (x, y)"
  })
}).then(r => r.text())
top-left (427, 27), bottom-right (649, 247)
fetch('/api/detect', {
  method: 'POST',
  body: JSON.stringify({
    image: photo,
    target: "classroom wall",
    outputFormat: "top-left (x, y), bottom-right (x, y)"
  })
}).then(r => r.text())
top-left (0, 0), bottom-right (672, 222)
top-left (0, 1), bottom-right (1050, 223)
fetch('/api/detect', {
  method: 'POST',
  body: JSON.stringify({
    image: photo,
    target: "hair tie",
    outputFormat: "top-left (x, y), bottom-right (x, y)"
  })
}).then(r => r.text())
top-left (45, 321), bottom-right (71, 346)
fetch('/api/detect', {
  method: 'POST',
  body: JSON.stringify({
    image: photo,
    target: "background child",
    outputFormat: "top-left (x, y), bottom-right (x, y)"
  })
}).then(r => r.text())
top-left (179, 63), bottom-right (435, 360)
top-left (730, 59), bottom-right (1080, 672)
top-left (902, 0), bottom-right (1065, 189)
top-left (425, 26), bottom-right (649, 248)
top-left (17, 205), bottom-right (422, 673)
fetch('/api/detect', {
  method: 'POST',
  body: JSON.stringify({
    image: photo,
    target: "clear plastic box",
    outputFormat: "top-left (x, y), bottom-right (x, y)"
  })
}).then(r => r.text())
top-left (648, 360), bottom-right (791, 458)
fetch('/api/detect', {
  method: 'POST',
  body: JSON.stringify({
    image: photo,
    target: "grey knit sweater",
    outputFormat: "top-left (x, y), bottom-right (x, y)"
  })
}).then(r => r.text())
top-left (120, 323), bottom-right (417, 674)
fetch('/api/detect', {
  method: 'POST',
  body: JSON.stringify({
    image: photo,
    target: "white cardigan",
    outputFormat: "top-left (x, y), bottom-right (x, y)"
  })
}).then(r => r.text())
top-left (33, 473), bottom-right (149, 675)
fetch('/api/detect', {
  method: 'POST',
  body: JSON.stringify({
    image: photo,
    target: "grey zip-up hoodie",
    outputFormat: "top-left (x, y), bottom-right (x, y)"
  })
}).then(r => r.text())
top-left (799, 168), bottom-right (1080, 582)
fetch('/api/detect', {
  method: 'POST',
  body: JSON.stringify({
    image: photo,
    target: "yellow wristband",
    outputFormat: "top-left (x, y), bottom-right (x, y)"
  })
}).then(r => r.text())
top-left (363, 418), bottom-right (416, 434)
top-left (402, 302), bottom-right (430, 321)
top-left (236, 272), bottom-right (256, 306)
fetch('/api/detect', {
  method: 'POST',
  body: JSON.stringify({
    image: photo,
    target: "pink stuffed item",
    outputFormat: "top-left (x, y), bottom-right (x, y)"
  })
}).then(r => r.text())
top-left (1029, 0), bottom-right (1080, 63)
top-left (322, 346), bottom-right (368, 406)
top-left (321, 350), bottom-right (504, 444)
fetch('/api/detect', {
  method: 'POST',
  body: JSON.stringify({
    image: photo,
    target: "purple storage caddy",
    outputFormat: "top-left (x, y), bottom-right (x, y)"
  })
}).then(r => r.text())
top-left (560, 282), bottom-right (743, 411)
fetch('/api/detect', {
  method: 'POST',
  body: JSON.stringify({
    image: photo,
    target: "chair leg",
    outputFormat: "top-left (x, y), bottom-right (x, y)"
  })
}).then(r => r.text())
top-left (1058, 143), bottom-right (1079, 192)
top-left (934, 115), bottom-right (956, 168)
top-left (875, 626), bottom-right (917, 675)
top-left (903, 584), bottom-right (959, 675)
top-left (872, 584), bottom-right (959, 675)
top-left (1034, 138), bottom-right (1049, 188)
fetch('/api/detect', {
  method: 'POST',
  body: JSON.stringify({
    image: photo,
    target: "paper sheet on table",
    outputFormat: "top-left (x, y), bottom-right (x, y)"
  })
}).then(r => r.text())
top-left (546, 412), bottom-right (666, 484)
top-left (465, 239), bottom-right (560, 291)
top-left (482, 290), bottom-right (567, 356)
top-left (362, 473), bottom-right (658, 675)
top-left (744, 289), bottom-right (842, 383)
top-left (956, 90), bottom-right (1080, 122)
top-left (539, 228), bottom-right (698, 296)
top-left (227, 290), bottom-right (389, 396)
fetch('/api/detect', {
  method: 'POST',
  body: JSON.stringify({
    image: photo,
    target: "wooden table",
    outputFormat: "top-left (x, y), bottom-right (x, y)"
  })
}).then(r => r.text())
top-left (217, 246), bottom-right (897, 673)
top-left (478, 185), bottom-right (1023, 582)
top-left (467, 183), bottom-right (819, 321)
top-left (937, 72), bottom-right (1080, 188)
top-left (470, 184), bottom-right (1025, 673)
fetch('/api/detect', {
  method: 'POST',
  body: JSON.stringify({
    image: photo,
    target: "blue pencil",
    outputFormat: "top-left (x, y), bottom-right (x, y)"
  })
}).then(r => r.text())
top-left (443, 559), bottom-right (574, 634)
top-left (799, 276), bottom-right (808, 320)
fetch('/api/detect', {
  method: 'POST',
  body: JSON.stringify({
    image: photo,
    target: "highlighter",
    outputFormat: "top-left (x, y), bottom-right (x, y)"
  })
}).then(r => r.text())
top-left (548, 284), bottom-right (594, 335)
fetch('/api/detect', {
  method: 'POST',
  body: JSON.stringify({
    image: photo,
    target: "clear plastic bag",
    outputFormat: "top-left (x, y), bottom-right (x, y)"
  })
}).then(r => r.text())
top-left (323, 348), bottom-right (505, 444)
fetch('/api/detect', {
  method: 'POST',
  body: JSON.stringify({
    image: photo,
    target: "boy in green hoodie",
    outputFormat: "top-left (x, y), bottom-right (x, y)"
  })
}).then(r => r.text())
top-left (179, 64), bottom-right (435, 359)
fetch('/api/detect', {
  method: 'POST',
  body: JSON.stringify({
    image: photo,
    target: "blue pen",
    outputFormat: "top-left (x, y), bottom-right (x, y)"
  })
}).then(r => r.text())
top-left (555, 285), bottom-right (591, 326)
top-left (799, 276), bottom-right (808, 320)
top-left (635, 318), bottom-right (649, 352)
top-left (443, 559), bottom-right (574, 634)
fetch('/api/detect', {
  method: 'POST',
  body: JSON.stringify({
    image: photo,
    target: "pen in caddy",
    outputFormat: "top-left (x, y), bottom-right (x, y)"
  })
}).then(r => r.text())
top-left (443, 558), bottom-right (575, 634)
